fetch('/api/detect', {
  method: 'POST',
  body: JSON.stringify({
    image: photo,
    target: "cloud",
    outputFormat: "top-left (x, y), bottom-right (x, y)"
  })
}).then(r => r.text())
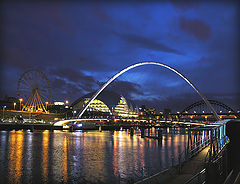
top-left (113, 32), bottom-right (184, 55)
top-left (134, 92), bottom-right (201, 112)
top-left (171, 1), bottom-right (199, 11)
top-left (92, 6), bottom-right (112, 23)
top-left (49, 67), bottom-right (95, 84)
top-left (51, 77), bottom-right (84, 102)
top-left (103, 79), bottom-right (144, 99)
top-left (49, 67), bottom-right (99, 100)
top-left (179, 17), bottom-right (211, 41)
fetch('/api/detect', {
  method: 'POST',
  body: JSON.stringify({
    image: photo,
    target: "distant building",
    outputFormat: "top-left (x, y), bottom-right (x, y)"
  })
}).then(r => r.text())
top-left (0, 96), bottom-right (18, 110)
top-left (113, 96), bottom-right (138, 118)
top-left (71, 90), bottom-right (139, 118)
top-left (48, 101), bottom-right (71, 114)
top-left (164, 108), bottom-right (171, 120)
top-left (80, 98), bottom-right (111, 114)
top-left (146, 108), bottom-right (156, 116)
top-left (139, 106), bottom-right (156, 118)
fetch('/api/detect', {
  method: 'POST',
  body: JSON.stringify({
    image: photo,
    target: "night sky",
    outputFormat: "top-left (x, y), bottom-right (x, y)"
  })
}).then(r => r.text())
top-left (1, 1), bottom-right (240, 112)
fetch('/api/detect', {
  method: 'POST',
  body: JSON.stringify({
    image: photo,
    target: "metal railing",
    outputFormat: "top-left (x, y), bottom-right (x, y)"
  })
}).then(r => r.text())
top-left (184, 168), bottom-right (206, 184)
top-left (184, 124), bottom-right (230, 184)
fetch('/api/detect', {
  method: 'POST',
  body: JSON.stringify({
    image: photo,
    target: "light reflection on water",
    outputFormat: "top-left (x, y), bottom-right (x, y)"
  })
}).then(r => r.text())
top-left (0, 129), bottom-right (188, 183)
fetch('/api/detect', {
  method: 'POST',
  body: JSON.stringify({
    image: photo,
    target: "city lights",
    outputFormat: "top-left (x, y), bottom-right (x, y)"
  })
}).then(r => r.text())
top-left (19, 98), bottom-right (23, 111)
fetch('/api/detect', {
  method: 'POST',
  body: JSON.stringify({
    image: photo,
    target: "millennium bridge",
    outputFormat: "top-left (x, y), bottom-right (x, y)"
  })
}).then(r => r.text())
top-left (53, 62), bottom-right (239, 183)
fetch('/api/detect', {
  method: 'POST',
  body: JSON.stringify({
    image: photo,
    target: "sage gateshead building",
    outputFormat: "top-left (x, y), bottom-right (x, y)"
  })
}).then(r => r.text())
top-left (71, 91), bottom-right (139, 118)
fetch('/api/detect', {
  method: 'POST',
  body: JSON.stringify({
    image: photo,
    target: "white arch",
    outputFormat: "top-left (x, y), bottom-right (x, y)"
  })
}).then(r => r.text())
top-left (77, 61), bottom-right (220, 121)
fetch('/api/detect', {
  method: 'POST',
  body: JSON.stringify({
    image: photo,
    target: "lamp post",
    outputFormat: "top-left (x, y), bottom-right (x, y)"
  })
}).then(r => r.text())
top-left (19, 98), bottom-right (23, 111)
top-left (73, 110), bottom-right (76, 118)
top-left (65, 100), bottom-right (69, 119)
top-left (45, 101), bottom-right (48, 110)
top-left (2, 106), bottom-right (6, 120)
top-left (13, 102), bottom-right (16, 110)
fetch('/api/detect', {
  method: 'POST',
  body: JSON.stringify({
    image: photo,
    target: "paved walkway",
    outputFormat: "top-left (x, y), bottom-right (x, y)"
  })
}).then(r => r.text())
top-left (135, 146), bottom-right (209, 184)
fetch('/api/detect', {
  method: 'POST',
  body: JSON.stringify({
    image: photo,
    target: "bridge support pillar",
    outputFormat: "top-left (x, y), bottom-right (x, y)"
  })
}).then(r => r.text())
top-left (141, 128), bottom-right (145, 138)
top-left (69, 126), bottom-right (74, 132)
top-left (30, 125), bottom-right (34, 132)
top-left (158, 128), bottom-right (162, 139)
top-left (130, 127), bottom-right (134, 136)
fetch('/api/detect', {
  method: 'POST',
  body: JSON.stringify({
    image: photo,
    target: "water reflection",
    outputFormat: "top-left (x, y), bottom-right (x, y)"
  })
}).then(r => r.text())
top-left (63, 136), bottom-right (68, 183)
top-left (9, 131), bottom-right (24, 184)
top-left (0, 129), bottom-right (188, 184)
top-left (42, 131), bottom-right (49, 183)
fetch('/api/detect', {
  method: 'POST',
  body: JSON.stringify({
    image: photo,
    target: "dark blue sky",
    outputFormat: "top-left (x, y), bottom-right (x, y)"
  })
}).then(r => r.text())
top-left (1, 1), bottom-right (239, 112)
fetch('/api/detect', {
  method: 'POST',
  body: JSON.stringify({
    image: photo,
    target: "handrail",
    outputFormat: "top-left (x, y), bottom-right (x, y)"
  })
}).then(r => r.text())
top-left (184, 168), bottom-right (206, 184)
top-left (223, 170), bottom-right (234, 184)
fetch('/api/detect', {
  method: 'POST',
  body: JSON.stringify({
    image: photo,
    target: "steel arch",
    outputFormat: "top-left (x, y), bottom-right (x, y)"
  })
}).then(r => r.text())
top-left (76, 61), bottom-right (220, 120)
top-left (181, 100), bottom-right (239, 118)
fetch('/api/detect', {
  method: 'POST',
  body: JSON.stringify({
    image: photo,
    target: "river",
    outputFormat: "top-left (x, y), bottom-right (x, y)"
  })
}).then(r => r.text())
top-left (0, 128), bottom-right (188, 183)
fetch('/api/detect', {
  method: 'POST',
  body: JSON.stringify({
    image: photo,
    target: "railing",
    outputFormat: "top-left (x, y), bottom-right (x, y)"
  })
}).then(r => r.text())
top-left (176, 135), bottom-right (210, 173)
top-left (188, 136), bottom-right (210, 158)
top-left (205, 135), bottom-right (229, 163)
top-left (184, 168), bottom-right (206, 184)
top-left (183, 119), bottom-right (230, 184)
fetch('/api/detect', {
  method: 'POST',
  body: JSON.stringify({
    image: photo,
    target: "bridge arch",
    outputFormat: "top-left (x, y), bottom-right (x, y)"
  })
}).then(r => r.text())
top-left (181, 100), bottom-right (239, 118)
top-left (76, 61), bottom-right (220, 120)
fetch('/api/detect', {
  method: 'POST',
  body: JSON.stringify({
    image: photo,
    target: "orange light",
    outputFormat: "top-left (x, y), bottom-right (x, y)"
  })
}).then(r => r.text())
top-left (45, 102), bottom-right (48, 105)
top-left (19, 98), bottom-right (23, 102)
top-left (65, 100), bottom-right (69, 104)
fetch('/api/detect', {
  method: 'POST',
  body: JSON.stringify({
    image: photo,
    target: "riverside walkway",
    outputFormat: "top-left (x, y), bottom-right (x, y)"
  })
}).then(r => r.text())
top-left (135, 146), bottom-right (209, 184)
top-left (135, 119), bottom-right (231, 184)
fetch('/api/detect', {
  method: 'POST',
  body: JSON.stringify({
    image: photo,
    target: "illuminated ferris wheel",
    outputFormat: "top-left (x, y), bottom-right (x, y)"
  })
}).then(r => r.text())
top-left (17, 69), bottom-right (51, 113)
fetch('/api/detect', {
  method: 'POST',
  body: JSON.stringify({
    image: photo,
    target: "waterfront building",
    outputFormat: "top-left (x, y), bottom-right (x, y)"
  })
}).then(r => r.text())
top-left (113, 96), bottom-right (138, 118)
top-left (83, 98), bottom-right (111, 113)
top-left (71, 90), bottom-right (139, 118)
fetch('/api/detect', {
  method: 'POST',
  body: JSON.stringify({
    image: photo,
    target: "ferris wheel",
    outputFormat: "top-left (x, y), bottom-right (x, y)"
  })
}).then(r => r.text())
top-left (17, 69), bottom-right (51, 113)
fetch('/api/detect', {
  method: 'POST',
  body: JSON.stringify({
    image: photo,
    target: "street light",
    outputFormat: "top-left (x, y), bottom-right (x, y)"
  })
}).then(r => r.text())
top-left (2, 106), bottom-right (6, 120)
top-left (45, 101), bottom-right (48, 110)
top-left (19, 98), bottom-right (23, 111)
top-left (65, 100), bottom-right (69, 119)
top-left (13, 102), bottom-right (16, 110)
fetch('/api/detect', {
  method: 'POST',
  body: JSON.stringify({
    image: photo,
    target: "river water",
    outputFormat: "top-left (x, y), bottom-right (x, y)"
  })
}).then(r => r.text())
top-left (0, 128), bottom-right (188, 183)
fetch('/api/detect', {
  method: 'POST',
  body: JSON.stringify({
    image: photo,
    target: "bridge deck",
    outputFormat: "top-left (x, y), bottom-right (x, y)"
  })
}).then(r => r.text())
top-left (135, 146), bottom-right (209, 184)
